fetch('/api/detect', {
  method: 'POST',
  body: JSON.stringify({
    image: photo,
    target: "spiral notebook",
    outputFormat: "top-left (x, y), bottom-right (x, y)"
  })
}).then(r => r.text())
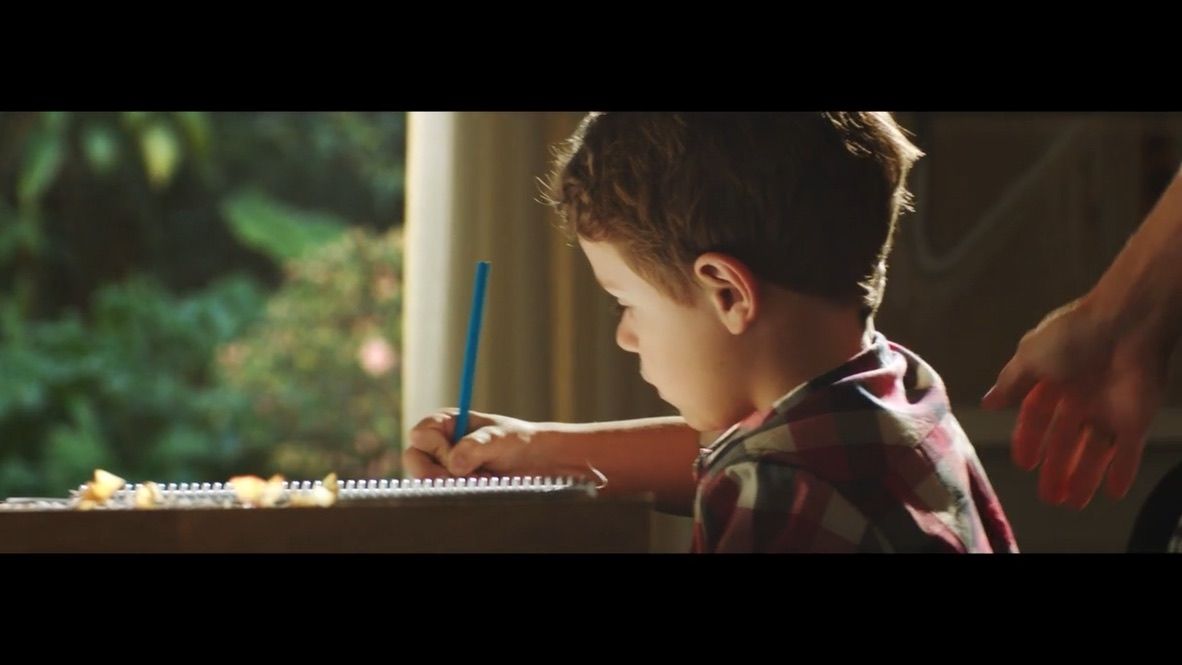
top-left (0, 475), bottom-right (598, 511)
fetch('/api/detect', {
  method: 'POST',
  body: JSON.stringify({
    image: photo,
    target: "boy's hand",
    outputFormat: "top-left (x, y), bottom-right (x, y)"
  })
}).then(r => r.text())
top-left (404, 409), bottom-right (541, 478)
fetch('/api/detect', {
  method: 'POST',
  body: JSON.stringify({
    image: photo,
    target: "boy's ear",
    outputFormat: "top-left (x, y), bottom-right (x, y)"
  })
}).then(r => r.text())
top-left (693, 252), bottom-right (759, 335)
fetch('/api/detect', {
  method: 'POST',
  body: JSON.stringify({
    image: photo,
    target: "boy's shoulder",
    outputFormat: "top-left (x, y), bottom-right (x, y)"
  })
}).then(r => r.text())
top-left (705, 334), bottom-right (972, 482)
top-left (704, 349), bottom-right (973, 484)
top-left (694, 335), bottom-right (1017, 553)
top-left (778, 335), bottom-right (949, 430)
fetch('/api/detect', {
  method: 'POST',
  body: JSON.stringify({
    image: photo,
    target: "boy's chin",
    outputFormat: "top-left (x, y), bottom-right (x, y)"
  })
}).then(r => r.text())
top-left (676, 408), bottom-right (730, 433)
top-left (661, 392), bottom-right (736, 431)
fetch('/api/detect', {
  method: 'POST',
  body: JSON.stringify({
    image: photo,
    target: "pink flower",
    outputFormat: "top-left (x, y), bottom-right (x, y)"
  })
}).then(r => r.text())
top-left (357, 336), bottom-right (397, 377)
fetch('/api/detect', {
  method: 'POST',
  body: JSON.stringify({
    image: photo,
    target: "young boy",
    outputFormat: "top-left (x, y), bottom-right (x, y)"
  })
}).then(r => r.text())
top-left (405, 112), bottom-right (1018, 553)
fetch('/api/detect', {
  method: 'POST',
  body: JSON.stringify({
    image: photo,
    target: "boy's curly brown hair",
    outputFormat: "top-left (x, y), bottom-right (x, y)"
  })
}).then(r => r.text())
top-left (546, 112), bottom-right (923, 318)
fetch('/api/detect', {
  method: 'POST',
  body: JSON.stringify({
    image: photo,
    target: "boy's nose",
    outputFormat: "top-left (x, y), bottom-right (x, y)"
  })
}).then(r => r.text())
top-left (616, 319), bottom-right (639, 353)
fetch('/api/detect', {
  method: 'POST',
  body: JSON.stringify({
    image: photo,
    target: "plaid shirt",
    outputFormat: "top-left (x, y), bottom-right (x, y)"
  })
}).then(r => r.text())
top-left (692, 333), bottom-right (1018, 553)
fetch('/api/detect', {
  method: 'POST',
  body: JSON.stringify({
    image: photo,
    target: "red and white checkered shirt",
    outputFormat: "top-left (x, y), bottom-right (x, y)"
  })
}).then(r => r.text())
top-left (692, 333), bottom-right (1018, 553)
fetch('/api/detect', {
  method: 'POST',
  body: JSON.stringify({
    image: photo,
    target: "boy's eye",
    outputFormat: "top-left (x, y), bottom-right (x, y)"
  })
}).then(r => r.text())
top-left (614, 302), bottom-right (629, 317)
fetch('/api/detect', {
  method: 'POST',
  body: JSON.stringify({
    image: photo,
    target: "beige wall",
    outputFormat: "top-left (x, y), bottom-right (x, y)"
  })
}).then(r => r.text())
top-left (882, 112), bottom-right (1182, 406)
top-left (878, 113), bottom-right (1182, 552)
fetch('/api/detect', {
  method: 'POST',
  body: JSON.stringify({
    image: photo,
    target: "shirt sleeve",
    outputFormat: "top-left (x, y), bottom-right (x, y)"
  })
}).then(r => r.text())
top-left (696, 459), bottom-right (880, 553)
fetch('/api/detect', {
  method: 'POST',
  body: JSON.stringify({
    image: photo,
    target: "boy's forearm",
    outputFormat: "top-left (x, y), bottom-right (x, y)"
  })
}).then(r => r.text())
top-left (530, 417), bottom-right (702, 516)
top-left (1090, 167), bottom-right (1182, 346)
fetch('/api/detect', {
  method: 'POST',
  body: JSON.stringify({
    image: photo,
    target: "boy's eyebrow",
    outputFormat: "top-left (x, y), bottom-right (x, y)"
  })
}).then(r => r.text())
top-left (599, 279), bottom-right (627, 296)
top-left (589, 272), bottom-right (617, 291)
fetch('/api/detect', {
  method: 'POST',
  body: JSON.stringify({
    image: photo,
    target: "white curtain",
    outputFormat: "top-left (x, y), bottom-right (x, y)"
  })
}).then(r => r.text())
top-left (401, 112), bottom-right (689, 550)
top-left (403, 111), bottom-right (673, 425)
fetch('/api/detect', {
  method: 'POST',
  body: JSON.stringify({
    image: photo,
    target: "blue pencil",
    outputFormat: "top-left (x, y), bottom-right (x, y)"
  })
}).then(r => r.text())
top-left (453, 261), bottom-right (491, 444)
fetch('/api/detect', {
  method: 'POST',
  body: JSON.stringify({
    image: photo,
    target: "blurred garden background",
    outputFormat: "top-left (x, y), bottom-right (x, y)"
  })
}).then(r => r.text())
top-left (0, 112), bottom-right (407, 496)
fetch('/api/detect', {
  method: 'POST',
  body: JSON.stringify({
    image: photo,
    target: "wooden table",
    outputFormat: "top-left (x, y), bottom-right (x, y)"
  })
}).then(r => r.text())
top-left (0, 493), bottom-right (654, 553)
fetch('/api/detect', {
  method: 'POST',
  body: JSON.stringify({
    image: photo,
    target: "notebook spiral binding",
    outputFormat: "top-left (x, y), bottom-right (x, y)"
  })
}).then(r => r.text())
top-left (0, 475), bottom-right (598, 511)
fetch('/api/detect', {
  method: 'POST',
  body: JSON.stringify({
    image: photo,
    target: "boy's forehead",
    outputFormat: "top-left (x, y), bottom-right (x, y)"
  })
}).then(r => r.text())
top-left (578, 238), bottom-right (631, 289)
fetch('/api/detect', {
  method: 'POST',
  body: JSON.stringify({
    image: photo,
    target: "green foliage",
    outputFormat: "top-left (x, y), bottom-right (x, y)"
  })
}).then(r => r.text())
top-left (219, 227), bottom-right (404, 480)
top-left (0, 111), bottom-right (406, 315)
top-left (222, 190), bottom-right (349, 263)
top-left (0, 276), bottom-right (268, 496)
top-left (0, 112), bottom-right (407, 496)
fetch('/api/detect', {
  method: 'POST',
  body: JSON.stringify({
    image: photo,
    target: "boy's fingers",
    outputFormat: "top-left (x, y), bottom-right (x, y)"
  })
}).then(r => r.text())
top-left (407, 412), bottom-right (458, 468)
top-left (447, 433), bottom-right (503, 476)
top-left (403, 447), bottom-right (453, 479)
